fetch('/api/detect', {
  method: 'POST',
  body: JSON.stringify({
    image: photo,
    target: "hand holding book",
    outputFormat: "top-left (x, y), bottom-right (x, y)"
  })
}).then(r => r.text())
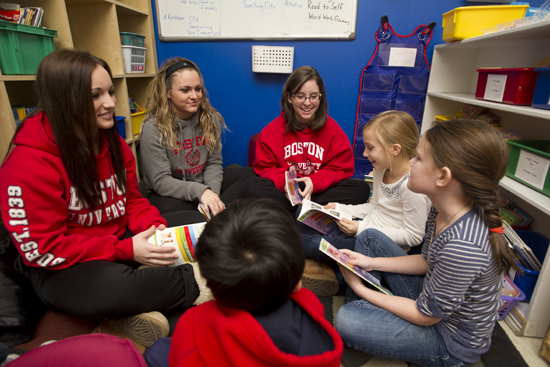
top-left (319, 238), bottom-right (392, 295)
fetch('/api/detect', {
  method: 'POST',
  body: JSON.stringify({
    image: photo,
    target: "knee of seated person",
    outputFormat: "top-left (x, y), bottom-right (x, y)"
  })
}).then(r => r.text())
top-left (334, 305), bottom-right (355, 338)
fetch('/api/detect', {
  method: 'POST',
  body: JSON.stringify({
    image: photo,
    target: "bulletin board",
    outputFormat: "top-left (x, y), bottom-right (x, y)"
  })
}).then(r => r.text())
top-left (155, 0), bottom-right (358, 41)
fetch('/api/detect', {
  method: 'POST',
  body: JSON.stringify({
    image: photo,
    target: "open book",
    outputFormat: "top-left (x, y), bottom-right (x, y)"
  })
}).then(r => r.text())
top-left (146, 222), bottom-right (206, 266)
top-left (285, 169), bottom-right (303, 206)
top-left (319, 238), bottom-right (392, 296)
top-left (297, 199), bottom-right (351, 236)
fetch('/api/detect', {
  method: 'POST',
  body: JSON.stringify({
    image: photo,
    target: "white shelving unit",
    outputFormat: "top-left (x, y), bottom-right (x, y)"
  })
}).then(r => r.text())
top-left (422, 19), bottom-right (550, 338)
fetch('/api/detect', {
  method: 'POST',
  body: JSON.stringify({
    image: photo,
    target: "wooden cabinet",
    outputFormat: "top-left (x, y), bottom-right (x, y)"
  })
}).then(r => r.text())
top-left (0, 0), bottom-right (158, 177)
top-left (422, 20), bottom-right (550, 338)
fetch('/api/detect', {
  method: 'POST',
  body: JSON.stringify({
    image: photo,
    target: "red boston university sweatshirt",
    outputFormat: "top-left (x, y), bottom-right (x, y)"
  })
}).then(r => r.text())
top-left (0, 112), bottom-right (165, 269)
top-left (254, 112), bottom-right (354, 194)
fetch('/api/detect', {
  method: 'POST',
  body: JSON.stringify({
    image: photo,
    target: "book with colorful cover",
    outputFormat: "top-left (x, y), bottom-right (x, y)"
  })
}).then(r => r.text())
top-left (285, 169), bottom-right (303, 206)
top-left (146, 222), bottom-right (206, 265)
top-left (452, 104), bottom-right (484, 120)
top-left (319, 238), bottom-right (392, 296)
top-left (297, 199), bottom-right (351, 236)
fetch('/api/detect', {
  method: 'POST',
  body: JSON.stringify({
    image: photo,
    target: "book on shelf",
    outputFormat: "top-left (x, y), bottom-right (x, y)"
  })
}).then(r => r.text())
top-left (285, 169), bottom-right (303, 206)
top-left (11, 106), bottom-right (35, 125)
top-left (452, 104), bottom-right (484, 120)
top-left (319, 238), bottom-right (392, 296)
top-left (146, 222), bottom-right (206, 266)
top-left (297, 199), bottom-right (351, 236)
top-left (503, 222), bottom-right (541, 271)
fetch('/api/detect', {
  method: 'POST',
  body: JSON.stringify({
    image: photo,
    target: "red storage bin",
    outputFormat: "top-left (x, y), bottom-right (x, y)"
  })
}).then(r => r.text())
top-left (475, 68), bottom-right (538, 105)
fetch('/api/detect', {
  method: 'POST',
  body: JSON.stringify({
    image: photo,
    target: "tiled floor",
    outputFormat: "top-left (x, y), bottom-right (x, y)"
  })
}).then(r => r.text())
top-left (499, 321), bottom-right (550, 367)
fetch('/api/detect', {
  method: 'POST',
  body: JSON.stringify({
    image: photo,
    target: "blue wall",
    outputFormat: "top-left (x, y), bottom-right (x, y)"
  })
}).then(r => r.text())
top-left (151, 0), bottom-right (544, 167)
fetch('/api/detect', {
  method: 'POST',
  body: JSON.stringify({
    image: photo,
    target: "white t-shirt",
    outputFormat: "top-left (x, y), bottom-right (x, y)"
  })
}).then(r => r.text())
top-left (335, 169), bottom-right (431, 251)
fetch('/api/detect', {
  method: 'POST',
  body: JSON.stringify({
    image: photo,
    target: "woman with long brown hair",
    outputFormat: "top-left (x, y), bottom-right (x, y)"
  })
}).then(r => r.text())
top-left (0, 50), bottom-right (203, 348)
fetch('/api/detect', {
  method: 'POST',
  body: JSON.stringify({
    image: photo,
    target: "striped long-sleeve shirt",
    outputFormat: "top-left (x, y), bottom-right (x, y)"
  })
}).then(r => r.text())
top-left (416, 205), bottom-right (502, 363)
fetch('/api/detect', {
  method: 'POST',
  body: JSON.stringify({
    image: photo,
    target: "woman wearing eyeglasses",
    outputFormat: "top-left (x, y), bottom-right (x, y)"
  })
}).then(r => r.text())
top-left (247, 66), bottom-right (370, 211)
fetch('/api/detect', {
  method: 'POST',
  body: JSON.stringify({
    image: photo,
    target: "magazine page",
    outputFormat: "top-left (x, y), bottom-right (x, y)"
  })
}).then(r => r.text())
top-left (319, 238), bottom-right (392, 296)
top-left (285, 169), bottom-right (303, 206)
top-left (297, 199), bottom-right (351, 235)
top-left (146, 222), bottom-right (207, 266)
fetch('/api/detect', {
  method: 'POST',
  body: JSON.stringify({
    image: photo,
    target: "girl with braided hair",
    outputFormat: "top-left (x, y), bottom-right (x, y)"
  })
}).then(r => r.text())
top-left (334, 119), bottom-right (522, 367)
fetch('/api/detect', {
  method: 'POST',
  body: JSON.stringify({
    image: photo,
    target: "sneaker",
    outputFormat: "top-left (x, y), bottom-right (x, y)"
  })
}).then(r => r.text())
top-left (302, 259), bottom-right (339, 296)
top-left (108, 311), bottom-right (169, 348)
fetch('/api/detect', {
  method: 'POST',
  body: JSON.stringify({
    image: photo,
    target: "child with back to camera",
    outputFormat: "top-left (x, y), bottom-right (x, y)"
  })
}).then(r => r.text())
top-left (335, 120), bottom-right (523, 367)
top-left (300, 111), bottom-right (431, 296)
top-left (145, 199), bottom-right (344, 367)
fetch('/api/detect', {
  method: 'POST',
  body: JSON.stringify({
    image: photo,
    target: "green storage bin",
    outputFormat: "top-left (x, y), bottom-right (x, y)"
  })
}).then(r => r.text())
top-left (0, 19), bottom-right (58, 75)
top-left (120, 32), bottom-right (145, 47)
top-left (506, 140), bottom-right (550, 197)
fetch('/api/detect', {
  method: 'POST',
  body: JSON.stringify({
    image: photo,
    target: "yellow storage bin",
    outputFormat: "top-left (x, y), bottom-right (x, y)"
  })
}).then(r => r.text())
top-left (442, 5), bottom-right (528, 42)
top-left (131, 110), bottom-right (146, 136)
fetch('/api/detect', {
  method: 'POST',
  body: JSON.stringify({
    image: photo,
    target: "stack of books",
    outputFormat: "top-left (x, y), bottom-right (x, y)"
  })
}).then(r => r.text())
top-left (0, 2), bottom-right (44, 27)
top-left (499, 194), bottom-right (534, 229)
top-left (503, 221), bottom-right (541, 272)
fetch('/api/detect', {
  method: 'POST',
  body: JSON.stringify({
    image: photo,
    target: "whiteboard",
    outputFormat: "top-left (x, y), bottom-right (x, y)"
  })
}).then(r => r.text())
top-left (155, 0), bottom-right (358, 41)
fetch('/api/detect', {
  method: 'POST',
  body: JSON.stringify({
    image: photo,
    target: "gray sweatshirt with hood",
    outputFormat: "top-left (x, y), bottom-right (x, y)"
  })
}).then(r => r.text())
top-left (140, 112), bottom-right (223, 202)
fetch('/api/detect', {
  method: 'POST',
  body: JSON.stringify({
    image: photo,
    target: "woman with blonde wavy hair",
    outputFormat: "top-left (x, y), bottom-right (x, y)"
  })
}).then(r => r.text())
top-left (141, 57), bottom-right (227, 215)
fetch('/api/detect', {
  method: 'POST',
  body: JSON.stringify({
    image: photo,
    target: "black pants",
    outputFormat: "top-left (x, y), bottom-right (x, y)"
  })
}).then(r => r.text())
top-left (17, 211), bottom-right (203, 320)
top-left (222, 167), bottom-right (372, 214)
top-left (147, 166), bottom-right (253, 214)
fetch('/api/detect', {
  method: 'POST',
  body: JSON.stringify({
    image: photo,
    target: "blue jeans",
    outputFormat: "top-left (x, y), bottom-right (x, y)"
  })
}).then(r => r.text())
top-left (335, 229), bottom-right (469, 367)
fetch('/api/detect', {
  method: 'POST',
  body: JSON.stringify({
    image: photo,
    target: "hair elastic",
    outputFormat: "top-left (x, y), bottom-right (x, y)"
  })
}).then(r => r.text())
top-left (489, 226), bottom-right (504, 234)
top-left (165, 61), bottom-right (195, 81)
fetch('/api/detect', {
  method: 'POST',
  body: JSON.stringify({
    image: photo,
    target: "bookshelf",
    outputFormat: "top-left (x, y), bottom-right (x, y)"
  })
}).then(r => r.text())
top-left (421, 20), bottom-right (550, 338)
top-left (0, 0), bottom-right (159, 178)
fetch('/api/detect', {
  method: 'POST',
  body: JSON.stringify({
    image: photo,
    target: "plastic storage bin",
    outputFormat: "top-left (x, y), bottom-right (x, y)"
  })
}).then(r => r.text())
top-left (0, 19), bottom-right (58, 75)
top-left (506, 140), bottom-right (550, 197)
top-left (475, 68), bottom-right (538, 105)
top-left (442, 4), bottom-right (529, 42)
top-left (499, 275), bottom-right (526, 321)
top-left (131, 110), bottom-right (146, 136)
top-left (120, 32), bottom-right (145, 47)
top-left (532, 68), bottom-right (550, 111)
top-left (513, 230), bottom-right (549, 302)
top-left (116, 116), bottom-right (126, 139)
top-left (121, 45), bottom-right (146, 73)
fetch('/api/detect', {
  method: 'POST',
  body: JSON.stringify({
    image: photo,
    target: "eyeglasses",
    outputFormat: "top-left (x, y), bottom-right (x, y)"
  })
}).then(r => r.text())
top-left (291, 93), bottom-right (321, 102)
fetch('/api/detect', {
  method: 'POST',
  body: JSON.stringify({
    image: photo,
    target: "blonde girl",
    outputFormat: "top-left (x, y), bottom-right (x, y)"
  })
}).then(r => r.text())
top-left (141, 58), bottom-right (227, 215)
top-left (335, 119), bottom-right (522, 367)
top-left (325, 110), bottom-right (431, 251)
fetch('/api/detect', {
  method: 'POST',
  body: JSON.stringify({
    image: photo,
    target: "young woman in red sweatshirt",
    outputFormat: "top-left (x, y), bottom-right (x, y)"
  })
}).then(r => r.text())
top-left (0, 50), bottom-right (203, 348)
top-left (223, 66), bottom-right (370, 212)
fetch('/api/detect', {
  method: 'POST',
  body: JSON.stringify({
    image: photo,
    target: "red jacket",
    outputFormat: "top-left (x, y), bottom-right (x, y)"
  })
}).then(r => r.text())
top-left (169, 288), bottom-right (343, 367)
top-left (0, 112), bottom-right (166, 269)
top-left (253, 112), bottom-right (354, 194)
